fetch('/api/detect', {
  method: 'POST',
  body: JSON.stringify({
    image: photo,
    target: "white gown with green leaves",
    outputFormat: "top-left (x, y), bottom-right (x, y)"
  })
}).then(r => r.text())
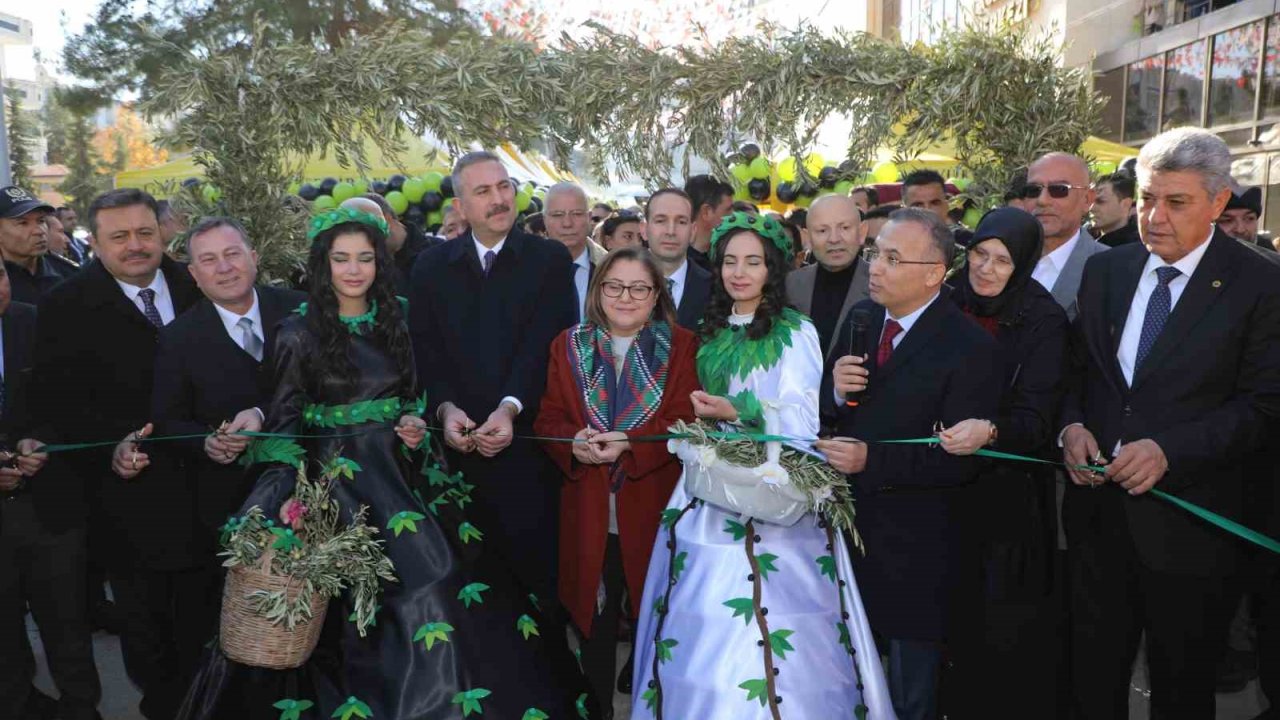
top-left (630, 310), bottom-right (894, 720)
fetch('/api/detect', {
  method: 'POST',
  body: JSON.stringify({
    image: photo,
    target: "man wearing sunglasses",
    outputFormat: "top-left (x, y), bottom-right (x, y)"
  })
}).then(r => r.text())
top-left (1026, 153), bottom-right (1108, 321)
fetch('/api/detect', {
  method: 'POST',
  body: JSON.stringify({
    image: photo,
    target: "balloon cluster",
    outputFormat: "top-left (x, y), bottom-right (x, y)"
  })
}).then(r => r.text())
top-left (725, 145), bottom-right (905, 210)
top-left (288, 172), bottom-right (544, 229)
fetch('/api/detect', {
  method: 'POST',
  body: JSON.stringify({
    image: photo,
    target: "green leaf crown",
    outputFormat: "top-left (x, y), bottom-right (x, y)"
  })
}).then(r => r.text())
top-left (306, 208), bottom-right (389, 242)
top-left (709, 210), bottom-right (793, 262)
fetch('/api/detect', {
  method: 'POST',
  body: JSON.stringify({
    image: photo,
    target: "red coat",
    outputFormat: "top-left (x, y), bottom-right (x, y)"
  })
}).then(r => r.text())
top-left (535, 325), bottom-right (699, 636)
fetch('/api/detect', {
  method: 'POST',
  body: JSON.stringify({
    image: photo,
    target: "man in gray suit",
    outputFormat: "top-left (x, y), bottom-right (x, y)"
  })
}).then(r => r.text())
top-left (1027, 152), bottom-right (1108, 320)
top-left (785, 194), bottom-right (871, 357)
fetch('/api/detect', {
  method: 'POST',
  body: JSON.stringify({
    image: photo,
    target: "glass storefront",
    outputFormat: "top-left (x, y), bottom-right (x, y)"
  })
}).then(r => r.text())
top-left (1209, 22), bottom-right (1262, 126)
top-left (1126, 56), bottom-right (1165, 142)
top-left (1163, 40), bottom-right (1207, 130)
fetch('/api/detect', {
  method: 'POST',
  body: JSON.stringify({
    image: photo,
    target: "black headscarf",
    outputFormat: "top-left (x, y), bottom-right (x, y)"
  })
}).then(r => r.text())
top-left (955, 207), bottom-right (1044, 319)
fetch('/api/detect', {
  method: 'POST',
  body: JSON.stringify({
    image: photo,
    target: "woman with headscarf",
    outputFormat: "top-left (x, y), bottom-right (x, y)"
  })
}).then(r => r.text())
top-left (936, 207), bottom-right (1070, 718)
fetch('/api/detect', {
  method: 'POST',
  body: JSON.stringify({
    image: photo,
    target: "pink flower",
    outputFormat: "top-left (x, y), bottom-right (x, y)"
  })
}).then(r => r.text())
top-left (279, 498), bottom-right (308, 531)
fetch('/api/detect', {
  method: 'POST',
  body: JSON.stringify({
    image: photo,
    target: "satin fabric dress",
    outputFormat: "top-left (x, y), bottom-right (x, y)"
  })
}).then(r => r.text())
top-left (178, 316), bottom-right (590, 720)
top-left (630, 314), bottom-right (895, 720)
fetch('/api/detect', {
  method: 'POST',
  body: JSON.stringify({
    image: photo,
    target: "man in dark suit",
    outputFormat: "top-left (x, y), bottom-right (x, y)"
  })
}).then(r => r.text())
top-left (0, 186), bottom-right (77, 305)
top-left (901, 169), bottom-right (974, 248)
top-left (1060, 128), bottom-right (1280, 720)
top-left (817, 208), bottom-right (1000, 720)
top-left (545, 182), bottom-right (598, 323)
top-left (1027, 153), bottom-right (1109, 322)
top-left (785, 194), bottom-right (871, 357)
top-left (683, 174), bottom-right (733, 271)
top-left (150, 216), bottom-right (305, 547)
top-left (409, 150), bottom-right (577, 604)
top-left (31, 188), bottom-right (203, 720)
top-left (644, 188), bottom-right (711, 331)
top-left (56, 206), bottom-right (93, 264)
top-left (0, 265), bottom-right (101, 720)
top-left (1091, 171), bottom-right (1140, 248)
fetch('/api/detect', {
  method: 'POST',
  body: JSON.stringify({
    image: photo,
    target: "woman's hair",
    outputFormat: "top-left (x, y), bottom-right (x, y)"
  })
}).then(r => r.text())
top-left (303, 221), bottom-right (414, 399)
top-left (601, 211), bottom-right (642, 247)
top-left (701, 227), bottom-right (791, 341)
top-left (584, 247), bottom-right (677, 329)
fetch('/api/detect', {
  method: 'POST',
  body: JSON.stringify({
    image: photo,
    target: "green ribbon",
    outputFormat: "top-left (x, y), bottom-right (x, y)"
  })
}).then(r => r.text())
top-left (15, 426), bottom-right (1279, 556)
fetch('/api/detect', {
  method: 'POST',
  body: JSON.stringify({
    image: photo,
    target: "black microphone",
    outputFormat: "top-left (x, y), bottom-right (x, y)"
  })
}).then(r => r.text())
top-left (844, 308), bottom-right (872, 408)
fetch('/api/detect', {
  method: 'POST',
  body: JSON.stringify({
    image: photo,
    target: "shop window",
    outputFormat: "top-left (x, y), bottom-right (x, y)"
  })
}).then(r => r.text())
top-left (1163, 41), bottom-right (1206, 131)
top-left (1126, 55), bottom-right (1164, 142)
top-left (1209, 22), bottom-right (1262, 126)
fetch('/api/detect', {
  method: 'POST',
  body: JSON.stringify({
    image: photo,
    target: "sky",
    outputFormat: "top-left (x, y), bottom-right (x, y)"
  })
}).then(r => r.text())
top-left (2, 0), bottom-right (100, 83)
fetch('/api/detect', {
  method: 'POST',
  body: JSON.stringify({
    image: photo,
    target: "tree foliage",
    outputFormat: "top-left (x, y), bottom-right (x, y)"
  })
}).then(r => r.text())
top-left (93, 105), bottom-right (169, 172)
top-left (60, 112), bottom-right (110, 217)
top-left (5, 88), bottom-right (37, 191)
top-left (64, 0), bottom-right (468, 102)
top-left (138, 17), bottom-right (1101, 282)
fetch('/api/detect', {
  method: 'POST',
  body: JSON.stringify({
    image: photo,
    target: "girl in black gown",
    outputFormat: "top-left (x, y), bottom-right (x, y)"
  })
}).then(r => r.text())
top-left (179, 209), bottom-right (592, 719)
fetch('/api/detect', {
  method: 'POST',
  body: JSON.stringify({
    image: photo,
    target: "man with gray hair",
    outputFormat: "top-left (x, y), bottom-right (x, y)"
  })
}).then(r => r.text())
top-left (820, 208), bottom-right (1001, 720)
top-left (408, 150), bottom-right (578, 616)
top-left (544, 182), bottom-right (607, 322)
top-left (1060, 127), bottom-right (1280, 719)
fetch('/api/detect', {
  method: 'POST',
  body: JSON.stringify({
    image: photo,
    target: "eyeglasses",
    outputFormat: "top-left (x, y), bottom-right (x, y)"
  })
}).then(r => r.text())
top-left (967, 245), bottom-right (1014, 271)
top-left (600, 281), bottom-right (655, 300)
top-left (548, 210), bottom-right (589, 221)
top-left (1021, 183), bottom-right (1089, 200)
top-left (861, 247), bottom-right (942, 268)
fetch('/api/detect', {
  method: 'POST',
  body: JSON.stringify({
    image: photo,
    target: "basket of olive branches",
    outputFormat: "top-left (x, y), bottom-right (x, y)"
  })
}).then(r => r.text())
top-left (218, 454), bottom-right (396, 669)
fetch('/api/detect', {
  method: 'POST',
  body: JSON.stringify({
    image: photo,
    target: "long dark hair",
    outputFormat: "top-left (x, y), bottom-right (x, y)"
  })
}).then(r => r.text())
top-left (303, 221), bottom-right (413, 400)
top-left (700, 227), bottom-right (792, 341)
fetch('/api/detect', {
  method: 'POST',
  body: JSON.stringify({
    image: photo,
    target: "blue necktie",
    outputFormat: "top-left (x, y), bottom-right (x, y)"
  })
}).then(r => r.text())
top-left (138, 288), bottom-right (164, 328)
top-left (483, 250), bottom-right (497, 278)
top-left (1135, 266), bottom-right (1181, 370)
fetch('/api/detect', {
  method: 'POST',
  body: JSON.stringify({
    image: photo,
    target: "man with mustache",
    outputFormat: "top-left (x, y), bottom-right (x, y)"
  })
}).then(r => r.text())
top-left (30, 188), bottom-right (203, 719)
top-left (409, 150), bottom-right (578, 618)
top-left (1026, 153), bottom-right (1108, 321)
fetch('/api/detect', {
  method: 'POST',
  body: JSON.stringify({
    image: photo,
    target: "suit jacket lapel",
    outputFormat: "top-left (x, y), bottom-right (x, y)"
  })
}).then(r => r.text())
top-left (1131, 233), bottom-right (1235, 390)
top-left (791, 266), bottom-right (816, 316)
top-left (877, 290), bottom-right (950, 382)
top-left (1101, 247), bottom-right (1147, 391)
top-left (1051, 231), bottom-right (1091, 309)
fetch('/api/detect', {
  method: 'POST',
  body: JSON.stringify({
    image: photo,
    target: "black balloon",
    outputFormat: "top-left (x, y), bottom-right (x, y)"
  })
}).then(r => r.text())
top-left (837, 159), bottom-right (859, 174)
top-left (748, 178), bottom-right (771, 202)
top-left (818, 166), bottom-right (839, 189)
top-left (741, 143), bottom-right (762, 162)
top-left (528, 196), bottom-right (542, 213)
top-left (404, 207), bottom-right (425, 228)
top-left (419, 191), bottom-right (444, 212)
top-left (776, 182), bottom-right (798, 204)
top-left (181, 177), bottom-right (201, 189)
top-left (298, 183), bottom-right (320, 201)
top-left (388, 174), bottom-right (407, 192)
top-left (319, 177), bottom-right (338, 195)
top-left (439, 176), bottom-right (454, 198)
top-left (370, 180), bottom-right (389, 196)
top-left (795, 179), bottom-right (819, 198)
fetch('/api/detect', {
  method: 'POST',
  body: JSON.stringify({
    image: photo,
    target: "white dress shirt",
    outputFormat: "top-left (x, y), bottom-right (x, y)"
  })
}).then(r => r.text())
top-left (115, 271), bottom-right (176, 326)
top-left (468, 233), bottom-right (523, 416)
top-left (882, 291), bottom-right (941, 349)
top-left (1031, 227), bottom-right (1085, 293)
top-left (665, 259), bottom-right (690, 308)
top-left (1116, 228), bottom-right (1214, 387)
top-left (212, 290), bottom-right (264, 357)
top-left (572, 248), bottom-right (591, 322)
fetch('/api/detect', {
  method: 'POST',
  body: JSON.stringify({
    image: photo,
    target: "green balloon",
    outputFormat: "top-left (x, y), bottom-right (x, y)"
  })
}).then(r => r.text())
top-left (287, 181), bottom-right (302, 196)
top-left (533, 186), bottom-right (546, 197)
top-left (748, 156), bottom-right (771, 180)
top-left (794, 193), bottom-right (814, 209)
top-left (385, 190), bottom-right (409, 215)
top-left (516, 189), bottom-right (533, 212)
top-left (834, 180), bottom-right (855, 196)
top-left (733, 186), bottom-right (751, 202)
top-left (332, 181), bottom-right (356, 203)
top-left (202, 184), bottom-right (221, 203)
top-left (422, 171), bottom-right (444, 192)
top-left (403, 178), bottom-right (428, 203)
top-left (948, 177), bottom-right (972, 191)
top-left (352, 179), bottom-right (369, 196)
top-left (313, 195), bottom-right (337, 210)
top-left (731, 164), bottom-right (752, 185)
top-left (962, 207), bottom-right (983, 227)
top-left (427, 210), bottom-right (444, 227)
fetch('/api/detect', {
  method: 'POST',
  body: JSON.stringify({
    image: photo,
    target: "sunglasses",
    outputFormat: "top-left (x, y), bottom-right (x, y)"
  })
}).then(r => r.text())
top-left (1021, 183), bottom-right (1089, 200)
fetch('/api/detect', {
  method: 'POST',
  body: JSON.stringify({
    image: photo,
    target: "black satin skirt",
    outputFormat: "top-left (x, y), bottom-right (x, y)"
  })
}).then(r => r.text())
top-left (177, 420), bottom-right (593, 720)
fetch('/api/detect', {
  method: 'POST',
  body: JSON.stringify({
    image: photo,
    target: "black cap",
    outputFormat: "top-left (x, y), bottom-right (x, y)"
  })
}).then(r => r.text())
top-left (1226, 186), bottom-right (1262, 215)
top-left (0, 186), bottom-right (54, 219)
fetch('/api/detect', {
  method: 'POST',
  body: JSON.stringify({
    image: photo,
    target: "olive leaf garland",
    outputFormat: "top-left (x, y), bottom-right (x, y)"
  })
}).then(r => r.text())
top-left (451, 688), bottom-right (491, 717)
top-left (332, 696), bottom-right (372, 720)
top-left (695, 308), bottom-right (804, 397)
top-left (273, 698), bottom-right (314, 720)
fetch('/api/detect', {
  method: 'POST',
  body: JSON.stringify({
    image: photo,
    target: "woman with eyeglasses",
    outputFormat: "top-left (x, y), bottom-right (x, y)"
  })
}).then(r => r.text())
top-left (938, 206), bottom-right (1070, 717)
top-left (535, 247), bottom-right (699, 719)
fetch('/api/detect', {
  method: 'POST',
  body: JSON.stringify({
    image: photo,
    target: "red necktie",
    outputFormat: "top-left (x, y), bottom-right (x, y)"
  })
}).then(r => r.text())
top-left (877, 319), bottom-right (902, 367)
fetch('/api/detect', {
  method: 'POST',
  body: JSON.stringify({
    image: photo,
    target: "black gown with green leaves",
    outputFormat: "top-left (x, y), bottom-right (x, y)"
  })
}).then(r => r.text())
top-left (178, 314), bottom-right (593, 720)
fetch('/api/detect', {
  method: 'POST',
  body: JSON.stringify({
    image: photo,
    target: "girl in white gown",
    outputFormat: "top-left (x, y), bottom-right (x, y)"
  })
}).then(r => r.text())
top-left (631, 212), bottom-right (894, 719)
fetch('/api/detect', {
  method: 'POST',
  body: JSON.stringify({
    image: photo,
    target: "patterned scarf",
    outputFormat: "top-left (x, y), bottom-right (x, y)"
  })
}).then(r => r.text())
top-left (568, 320), bottom-right (672, 435)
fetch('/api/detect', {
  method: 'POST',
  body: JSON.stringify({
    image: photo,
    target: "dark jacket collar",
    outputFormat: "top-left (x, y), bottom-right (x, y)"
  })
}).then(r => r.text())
top-left (83, 255), bottom-right (201, 318)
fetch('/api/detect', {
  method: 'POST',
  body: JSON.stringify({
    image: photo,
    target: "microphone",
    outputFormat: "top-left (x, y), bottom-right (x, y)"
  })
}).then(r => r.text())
top-left (845, 308), bottom-right (872, 408)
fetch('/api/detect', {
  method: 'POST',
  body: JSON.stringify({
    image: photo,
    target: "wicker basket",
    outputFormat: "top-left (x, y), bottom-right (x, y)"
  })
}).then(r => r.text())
top-left (219, 552), bottom-right (328, 669)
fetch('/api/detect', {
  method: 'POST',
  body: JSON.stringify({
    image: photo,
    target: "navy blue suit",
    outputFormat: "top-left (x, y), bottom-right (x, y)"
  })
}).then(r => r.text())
top-left (408, 229), bottom-right (577, 600)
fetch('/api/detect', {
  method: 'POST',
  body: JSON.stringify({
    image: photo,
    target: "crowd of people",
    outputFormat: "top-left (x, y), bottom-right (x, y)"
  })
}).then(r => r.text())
top-left (0, 125), bottom-right (1277, 720)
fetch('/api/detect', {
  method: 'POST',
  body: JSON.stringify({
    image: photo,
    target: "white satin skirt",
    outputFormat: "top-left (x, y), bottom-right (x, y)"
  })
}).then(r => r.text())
top-left (631, 477), bottom-right (896, 719)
